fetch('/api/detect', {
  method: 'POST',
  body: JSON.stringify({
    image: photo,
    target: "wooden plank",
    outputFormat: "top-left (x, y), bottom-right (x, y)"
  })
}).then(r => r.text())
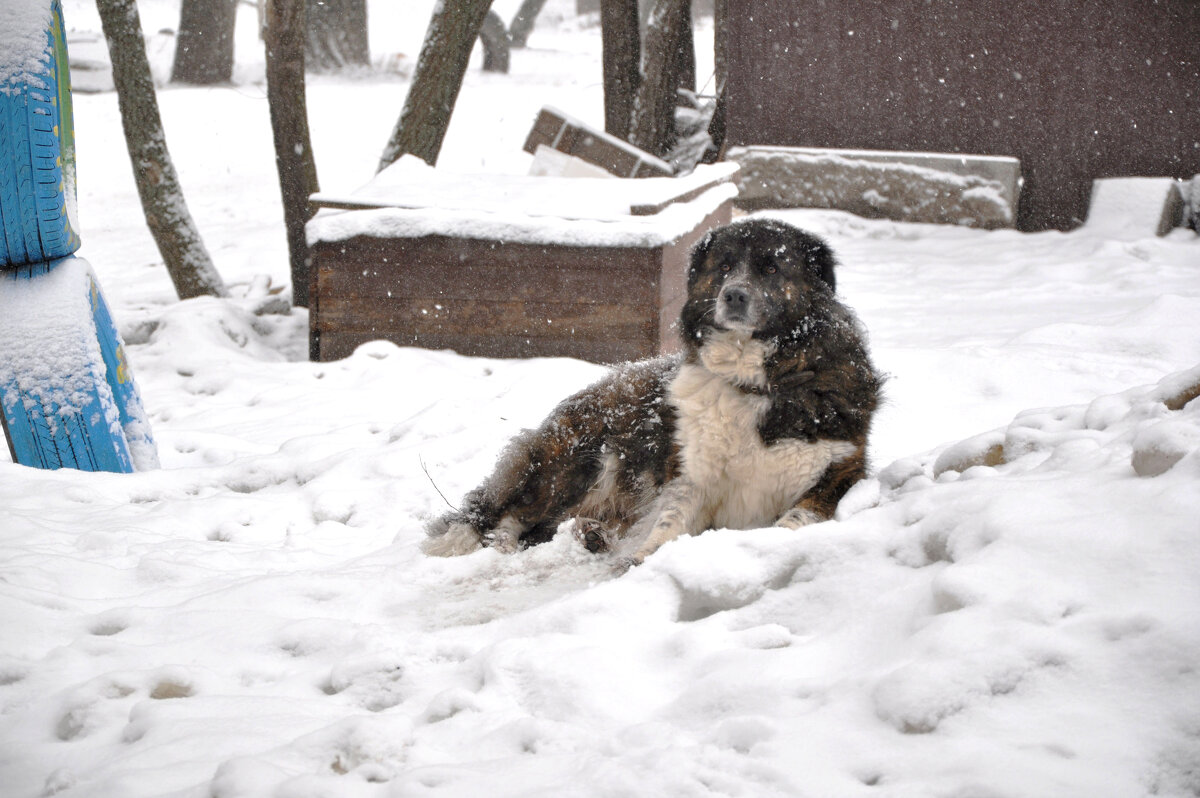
top-left (628, 176), bottom-right (729, 216)
top-left (318, 329), bottom-right (650, 364)
top-left (314, 237), bottom-right (660, 306)
top-left (315, 296), bottom-right (655, 338)
top-left (523, 106), bottom-right (672, 178)
top-left (316, 234), bottom-right (662, 274)
top-left (317, 263), bottom-right (657, 306)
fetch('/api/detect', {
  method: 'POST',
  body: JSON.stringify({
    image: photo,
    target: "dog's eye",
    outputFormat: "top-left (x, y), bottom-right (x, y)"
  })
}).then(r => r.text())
top-left (719, 262), bottom-right (733, 273)
top-left (765, 265), bottom-right (778, 274)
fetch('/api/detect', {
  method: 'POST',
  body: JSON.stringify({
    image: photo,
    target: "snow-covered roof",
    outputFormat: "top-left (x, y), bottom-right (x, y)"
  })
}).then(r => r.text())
top-left (307, 157), bottom-right (739, 248)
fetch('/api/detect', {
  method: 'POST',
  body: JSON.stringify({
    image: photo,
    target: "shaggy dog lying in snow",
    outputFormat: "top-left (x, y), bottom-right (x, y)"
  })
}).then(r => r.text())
top-left (423, 218), bottom-right (883, 564)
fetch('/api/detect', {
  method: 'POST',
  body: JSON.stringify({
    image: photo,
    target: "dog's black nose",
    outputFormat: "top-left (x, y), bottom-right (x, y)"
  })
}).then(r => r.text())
top-left (721, 285), bottom-right (750, 311)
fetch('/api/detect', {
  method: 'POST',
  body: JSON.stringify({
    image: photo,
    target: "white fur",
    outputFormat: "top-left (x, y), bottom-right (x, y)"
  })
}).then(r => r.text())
top-left (634, 332), bottom-right (856, 562)
top-left (698, 331), bottom-right (774, 389)
top-left (484, 516), bottom-right (524, 554)
top-left (422, 522), bottom-right (483, 557)
top-left (576, 452), bottom-right (625, 519)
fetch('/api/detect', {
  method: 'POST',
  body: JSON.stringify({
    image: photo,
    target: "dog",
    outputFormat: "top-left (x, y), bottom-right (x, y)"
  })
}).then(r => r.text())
top-left (423, 218), bottom-right (882, 564)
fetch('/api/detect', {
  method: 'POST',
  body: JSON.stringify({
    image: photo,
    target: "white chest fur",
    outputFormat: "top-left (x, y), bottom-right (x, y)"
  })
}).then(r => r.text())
top-left (669, 333), bottom-right (852, 530)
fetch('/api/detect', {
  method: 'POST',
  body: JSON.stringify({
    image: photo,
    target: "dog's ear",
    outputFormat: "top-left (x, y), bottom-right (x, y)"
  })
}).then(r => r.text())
top-left (798, 233), bottom-right (838, 293)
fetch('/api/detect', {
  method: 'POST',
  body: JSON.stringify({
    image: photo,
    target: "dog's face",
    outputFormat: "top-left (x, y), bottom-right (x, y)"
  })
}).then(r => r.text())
top-left (680, 219), bottom-right (838, 346)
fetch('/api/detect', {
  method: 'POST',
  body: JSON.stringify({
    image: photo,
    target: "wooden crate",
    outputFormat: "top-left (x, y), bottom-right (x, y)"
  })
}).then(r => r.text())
top-left (307, 162), bottom-right (737, 363)
top-left (310, 219), bottom-right (717, 362)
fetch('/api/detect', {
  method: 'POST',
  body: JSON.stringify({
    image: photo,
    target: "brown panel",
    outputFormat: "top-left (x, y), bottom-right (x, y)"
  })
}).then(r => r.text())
top-left (724, 0), bottom-right (1200, 230)
top-left (310, 234), bottom-right (666, 363)
top-left (318, 330), bottom-right (650, 364)
top-left (317, 296), bottom-right (655, 338)
top-left (316, 237), bottom-right (659, 305)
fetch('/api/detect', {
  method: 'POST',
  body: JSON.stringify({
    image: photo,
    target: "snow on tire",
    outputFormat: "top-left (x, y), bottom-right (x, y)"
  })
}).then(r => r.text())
top-left (0, 0), bottom-right (80, 268)
top-left (0, 257), bottom-right (158, 472)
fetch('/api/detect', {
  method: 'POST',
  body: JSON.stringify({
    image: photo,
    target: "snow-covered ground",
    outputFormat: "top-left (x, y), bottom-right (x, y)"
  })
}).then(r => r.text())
top-left (2, 2), bottom-right (1199, 796)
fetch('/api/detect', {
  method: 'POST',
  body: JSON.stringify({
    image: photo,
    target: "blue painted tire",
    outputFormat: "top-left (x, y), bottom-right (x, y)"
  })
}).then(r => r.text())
top-left (0, 0), bottom-right (80, 268)
top-left (0, 257), bottom-right (158, 472)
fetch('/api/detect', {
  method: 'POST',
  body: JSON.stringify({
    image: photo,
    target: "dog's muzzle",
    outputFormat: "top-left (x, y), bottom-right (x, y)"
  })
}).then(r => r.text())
top-left (716, 283), bottom-right (756, 328)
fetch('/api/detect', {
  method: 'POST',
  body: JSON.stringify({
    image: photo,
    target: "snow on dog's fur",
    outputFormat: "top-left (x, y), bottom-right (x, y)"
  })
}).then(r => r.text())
top-left (423, 218), bottom-right (883, 563)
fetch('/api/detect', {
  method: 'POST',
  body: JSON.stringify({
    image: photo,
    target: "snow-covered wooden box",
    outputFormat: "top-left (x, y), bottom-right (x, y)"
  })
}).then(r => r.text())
top-left (306, 158), bottom-right (737, 363)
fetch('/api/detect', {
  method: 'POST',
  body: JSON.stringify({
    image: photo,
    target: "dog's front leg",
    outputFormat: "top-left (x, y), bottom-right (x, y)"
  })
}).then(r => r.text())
top-left (631, 479), bottom-right (703, 564)
top-left (775, 442), bottom-right (866, 529)
top-left (481, 515), bottom-right (526, 554)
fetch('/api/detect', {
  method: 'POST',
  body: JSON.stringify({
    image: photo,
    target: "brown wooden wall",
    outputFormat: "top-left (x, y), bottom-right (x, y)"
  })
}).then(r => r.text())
top-left (312, 236), bottom-right (663, 363)
top-left (722, 0), bottom-right (1200, 231)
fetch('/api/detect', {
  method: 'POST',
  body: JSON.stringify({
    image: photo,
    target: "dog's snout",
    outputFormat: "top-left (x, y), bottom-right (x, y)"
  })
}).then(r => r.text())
top-left (721, 285), bottom-right (750, 310)
top-left (716, 283), bottom-right (756, 329)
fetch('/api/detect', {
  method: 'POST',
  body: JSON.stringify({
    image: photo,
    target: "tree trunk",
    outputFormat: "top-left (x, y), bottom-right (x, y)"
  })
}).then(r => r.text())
top-left (600, 0), bottom-right (640, 140)
top-left (629, 0), bottom-right (693, 158)
top-left (377, 0), bottom-right (495, 172)
top-left (479, 10), bottom-right (510, 73)
top-left (171, 0), bottom-right (237, 84)
top-left (265, 0), bottom-right (321, 309)
top-left (509, 0), bottom-right (548, 48)
top-left (96, 0), bottom-right (227, 300)
top-left (705, 0), bottom-right (728, 161)
top-left (713, 0), bottom-right (728, 97)
top-left (677, 2), bottom-right (695, 94)
top-left (305, 0), bottom-right (369, 72)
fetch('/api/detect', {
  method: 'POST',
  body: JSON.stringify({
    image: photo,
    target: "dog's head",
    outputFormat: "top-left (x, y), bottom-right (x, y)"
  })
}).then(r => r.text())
top-left (680, 218), bottom-right (839, 348)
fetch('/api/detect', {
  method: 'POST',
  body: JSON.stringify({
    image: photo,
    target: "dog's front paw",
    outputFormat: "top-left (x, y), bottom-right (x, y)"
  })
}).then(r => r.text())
top-left (478, 516), bottom-right (524, 554)
top-left (775, 507), bottom-right (826, 530)
top-left (573, 517), bottom-right (616, 553)
top-left (482, 527), bottom-right (520, 554)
